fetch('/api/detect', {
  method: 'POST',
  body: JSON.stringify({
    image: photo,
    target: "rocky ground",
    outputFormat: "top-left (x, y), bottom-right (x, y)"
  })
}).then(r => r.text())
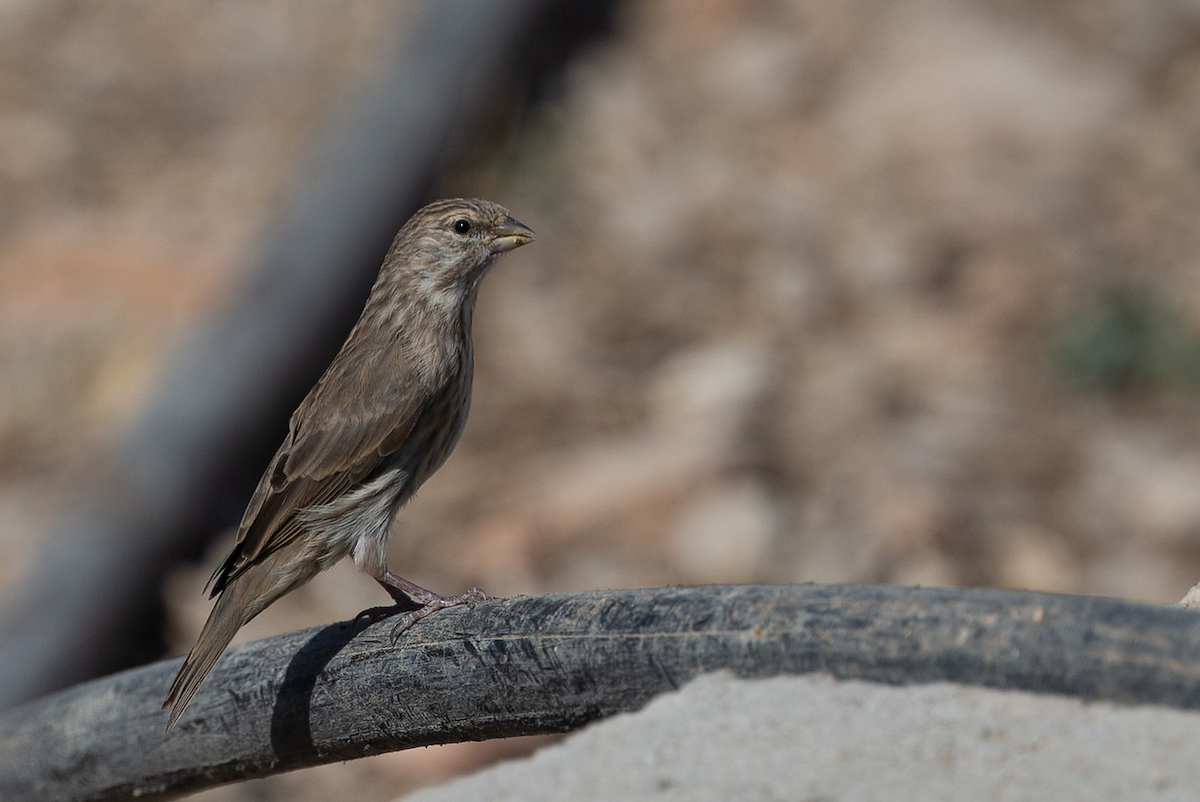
top-left (399, 673), bottom-right (1200, 802)
top-left (3, 0), bottom-right (1200, 799)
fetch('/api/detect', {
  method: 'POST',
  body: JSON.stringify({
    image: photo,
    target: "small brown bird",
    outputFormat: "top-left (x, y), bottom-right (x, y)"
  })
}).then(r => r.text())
top-left (164, 198), bottom-right (534, 730)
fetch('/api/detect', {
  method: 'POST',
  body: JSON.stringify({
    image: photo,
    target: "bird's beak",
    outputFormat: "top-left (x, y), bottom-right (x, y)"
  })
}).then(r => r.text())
top-left (488, 216), bottom-right (536, 254)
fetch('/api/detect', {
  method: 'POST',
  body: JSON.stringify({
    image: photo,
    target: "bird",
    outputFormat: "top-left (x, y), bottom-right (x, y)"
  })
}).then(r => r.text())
top-left (163, 198), bottom-right (535, 731)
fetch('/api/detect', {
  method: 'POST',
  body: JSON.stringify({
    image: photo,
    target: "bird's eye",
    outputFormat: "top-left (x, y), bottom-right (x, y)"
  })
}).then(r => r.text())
top-left (453, 219), bottom-right (472, 235)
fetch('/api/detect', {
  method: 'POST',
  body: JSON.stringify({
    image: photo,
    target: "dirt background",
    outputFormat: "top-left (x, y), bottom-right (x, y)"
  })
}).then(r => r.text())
top-left (3, 0), bottom-right (1200, 799)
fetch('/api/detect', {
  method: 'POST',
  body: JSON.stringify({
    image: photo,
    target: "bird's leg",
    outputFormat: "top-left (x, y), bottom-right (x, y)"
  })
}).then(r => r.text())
top-left (354, 571), bottom-right (485, 642)
top-left (380, 572), bottom-right (486, 641)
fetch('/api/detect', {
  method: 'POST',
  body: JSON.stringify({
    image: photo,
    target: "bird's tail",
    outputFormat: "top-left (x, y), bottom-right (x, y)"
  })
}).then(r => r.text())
top-left (163, 584), bottom-right (249, 731)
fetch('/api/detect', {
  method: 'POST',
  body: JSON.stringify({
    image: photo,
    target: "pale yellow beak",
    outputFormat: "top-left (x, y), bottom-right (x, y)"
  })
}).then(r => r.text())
top-left (488, 216), bottom-right (535, 254)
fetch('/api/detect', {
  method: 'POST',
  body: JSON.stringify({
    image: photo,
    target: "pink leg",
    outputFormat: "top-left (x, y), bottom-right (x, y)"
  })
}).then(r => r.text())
top-left (356, 571), bottom-right (485, 643)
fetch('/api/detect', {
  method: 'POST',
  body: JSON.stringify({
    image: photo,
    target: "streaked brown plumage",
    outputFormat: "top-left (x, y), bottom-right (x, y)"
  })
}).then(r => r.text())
top-left (163, 198), bottom-right (534, 731)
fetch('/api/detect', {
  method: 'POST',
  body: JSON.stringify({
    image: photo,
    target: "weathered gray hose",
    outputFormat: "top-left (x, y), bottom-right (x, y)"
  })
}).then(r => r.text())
top-left (2, 584), bottom-right (1199, 801)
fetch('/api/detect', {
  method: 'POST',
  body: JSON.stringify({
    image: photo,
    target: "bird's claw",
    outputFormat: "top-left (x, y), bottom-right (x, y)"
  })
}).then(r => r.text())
top-left (387, 587), bottom-right (487, 644)
top-left (352, 587), bottom-right (486, 642)
top-left (352, 605), bottom-right (399, 630)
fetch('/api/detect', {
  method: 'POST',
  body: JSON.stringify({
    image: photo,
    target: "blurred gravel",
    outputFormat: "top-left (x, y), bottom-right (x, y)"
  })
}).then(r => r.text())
top-left (4, 0), bottom-right (1200, 799)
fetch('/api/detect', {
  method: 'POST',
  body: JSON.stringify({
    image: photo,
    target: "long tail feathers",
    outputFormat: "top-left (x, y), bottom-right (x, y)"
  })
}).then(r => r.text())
top-left (163, 587), bottom-right (246, 731)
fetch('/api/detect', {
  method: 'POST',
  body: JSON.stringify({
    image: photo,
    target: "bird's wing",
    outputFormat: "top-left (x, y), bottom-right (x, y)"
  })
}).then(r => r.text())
top-left (209, 350), bottom-right (435, 594)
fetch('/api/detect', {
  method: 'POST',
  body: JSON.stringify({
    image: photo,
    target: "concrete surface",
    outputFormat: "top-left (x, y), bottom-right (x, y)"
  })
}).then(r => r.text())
top-left (399, 672), bottom-right (1200, 801)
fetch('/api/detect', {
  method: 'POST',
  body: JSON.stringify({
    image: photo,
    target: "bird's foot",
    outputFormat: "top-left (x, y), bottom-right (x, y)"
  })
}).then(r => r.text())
top-left (386, 587), bottom-right (486, 643)
top-left (359, 571), bottom-right (485, 643)
top-left (351, 604), bottom-right (403, 630)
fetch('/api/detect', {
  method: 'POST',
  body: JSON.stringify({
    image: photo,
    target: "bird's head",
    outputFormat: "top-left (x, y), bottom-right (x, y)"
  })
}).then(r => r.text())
top-left (391, 198), bottom-right (535, 300)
